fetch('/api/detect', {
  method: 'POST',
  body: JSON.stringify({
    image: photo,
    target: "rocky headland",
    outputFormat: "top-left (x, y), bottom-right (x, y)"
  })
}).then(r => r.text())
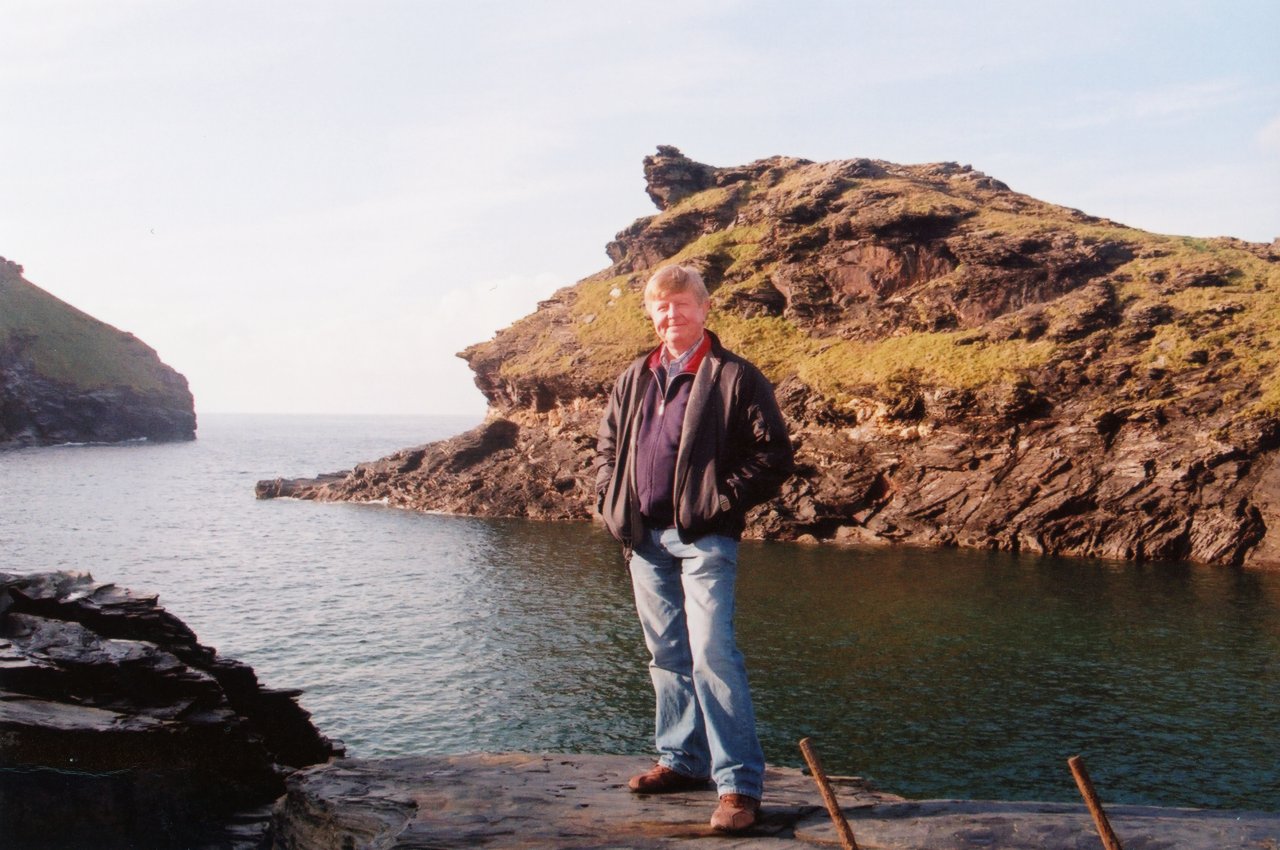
top-left (257, 147), bottom-right (1280, 569)
top-left (0, 571), bottom-right (340, 848)
top-left (0, 257), bottom-right (196, 447)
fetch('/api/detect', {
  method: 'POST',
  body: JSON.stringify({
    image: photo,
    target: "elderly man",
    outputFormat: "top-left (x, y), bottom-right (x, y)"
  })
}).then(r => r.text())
top-left (594, 264), bottom-right (794, 833)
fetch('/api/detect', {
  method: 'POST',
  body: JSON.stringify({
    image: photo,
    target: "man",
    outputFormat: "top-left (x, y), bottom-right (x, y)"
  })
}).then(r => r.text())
top-left (594, 264), bottom-right (794, 833)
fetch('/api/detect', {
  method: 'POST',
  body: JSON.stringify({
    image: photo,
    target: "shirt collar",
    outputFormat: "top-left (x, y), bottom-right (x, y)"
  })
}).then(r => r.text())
top-left (661, 332), bottom-right (707, 374)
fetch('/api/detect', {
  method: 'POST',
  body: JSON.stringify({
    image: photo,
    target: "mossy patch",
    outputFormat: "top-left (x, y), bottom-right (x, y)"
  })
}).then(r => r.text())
top-left (807, 332), bottom-right (1058, 398)
top-left (661, 184), bottom-right (744, 217)
top-left (843, 177), bottom-right (980, 222)
top-left (494, 274), bottom-right (654, 387)
top-left (670, 224), bottom-right (769, 272)
top-left (571, 274), bottom-right (654, 372)
top-left (707, 313), bottom-right (815, 384)
top-left (1106, 239), bottom-right (1280, 414)
top-left (710, 308), bottom-right (1059, 407)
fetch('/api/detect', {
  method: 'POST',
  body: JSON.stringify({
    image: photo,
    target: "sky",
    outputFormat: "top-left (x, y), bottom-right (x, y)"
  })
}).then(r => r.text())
top-left (2, 1), bottom-right (1278, 416)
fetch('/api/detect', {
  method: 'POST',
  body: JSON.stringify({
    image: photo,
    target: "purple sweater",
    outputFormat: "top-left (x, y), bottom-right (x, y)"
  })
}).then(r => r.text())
top-left (634, 336), bottom-right (710, 527)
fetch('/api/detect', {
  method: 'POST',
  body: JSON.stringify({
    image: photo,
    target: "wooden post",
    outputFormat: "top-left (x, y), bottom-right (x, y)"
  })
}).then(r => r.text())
top-left (799, 737), bottom-right (860, 850)
top-left (1068, 755), bottom-right (1124, 850)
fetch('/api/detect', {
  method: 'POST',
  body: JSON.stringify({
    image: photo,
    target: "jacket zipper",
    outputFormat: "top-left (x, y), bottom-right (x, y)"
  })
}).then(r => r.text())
top-left (673, 357), bottom-right (724, 529)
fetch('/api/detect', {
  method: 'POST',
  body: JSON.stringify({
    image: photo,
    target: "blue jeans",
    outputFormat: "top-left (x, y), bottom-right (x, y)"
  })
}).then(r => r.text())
top-left (629, 526), bottom-right (764, 799)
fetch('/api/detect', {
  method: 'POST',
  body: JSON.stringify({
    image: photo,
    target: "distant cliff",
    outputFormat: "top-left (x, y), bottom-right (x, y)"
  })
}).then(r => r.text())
top-left (0, 258), bottom-right (195, 446)
top-left (258, 147), bottom-right (1280, 569)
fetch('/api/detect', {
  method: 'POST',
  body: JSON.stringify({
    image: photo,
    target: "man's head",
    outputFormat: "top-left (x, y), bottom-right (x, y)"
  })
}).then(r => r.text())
top-left (643, 265), bottom-right (710, 358)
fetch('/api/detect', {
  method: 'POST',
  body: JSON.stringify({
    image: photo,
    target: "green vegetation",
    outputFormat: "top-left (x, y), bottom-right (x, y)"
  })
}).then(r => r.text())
top-left (570, 274), bottom-right (653, 376)
top-left (662, 184), bottom-right (743, 216)
top-left (709, 314), bottom-right (815, 383)
top-left (840, 177), bottom-right (979, 223)
top-left (494, 274), bottom-right (653, 388)
top-left (0, 270), bottom-right (175, 392)
top-left (1108, 236), bottom-right (1280, 415)
top-left (710, 312), bottom-right (1058, 406)
top-left (670, 224), bottom-right (768, 268)
top-left (818, 333), bottom-right (1057, 392)
top-left (1215, 255), bottom-right (1280, 417)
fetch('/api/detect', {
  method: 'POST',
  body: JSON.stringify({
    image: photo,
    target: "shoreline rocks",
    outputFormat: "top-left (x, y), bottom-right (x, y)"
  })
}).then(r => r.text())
top-left (0, 571), bottom-right (340, 848)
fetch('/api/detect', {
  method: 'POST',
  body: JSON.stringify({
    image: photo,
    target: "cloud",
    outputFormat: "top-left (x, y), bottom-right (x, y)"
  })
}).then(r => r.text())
top-left (1058, 78), bottom-right (1252, 130)
top-left (1258, 114), bottom-right (1280, 153)
top-left (1132, 80), bottom-right (1253, 119)
top-left (1017, 156), bottom-right (1280, 243)
top-left (422, 272), bottom-right (565, 353)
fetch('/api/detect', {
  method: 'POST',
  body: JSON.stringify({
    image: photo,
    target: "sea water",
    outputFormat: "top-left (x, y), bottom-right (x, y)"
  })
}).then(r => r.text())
top-left (3, 413), bottom-right (1278, 810)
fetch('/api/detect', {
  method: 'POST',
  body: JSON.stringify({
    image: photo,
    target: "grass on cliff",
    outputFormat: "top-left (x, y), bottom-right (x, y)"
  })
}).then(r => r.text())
top-left (663, 184), bottom-right (744, 216)
top-left (571, 274), bottom-right (654, 370)
top-left (1099, 235), bottom-right (1280, 416)
top-left (0, 271), bottom-right (175, 392)
top-left (1177, 248), bottom-right (1280, 417)
top-left (898, 194), bottom-right (1280, 419)
top-left (712, 312), bottom-right (1057, 403)
top-left (493, 274), bottom-right (653, 387)
top-left (838, 176), bottom-right (980, 225)
top-left (670, 225), bottom-right (768, 271)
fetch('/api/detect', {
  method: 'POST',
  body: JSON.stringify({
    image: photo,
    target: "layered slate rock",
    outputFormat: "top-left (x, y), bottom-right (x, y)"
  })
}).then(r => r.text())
top-left (0, 571), bottom-right (340, 848)
top-left (0, 257), bottom-right (196, 447)
top-left (258, 148), bottom-right (1280, 569)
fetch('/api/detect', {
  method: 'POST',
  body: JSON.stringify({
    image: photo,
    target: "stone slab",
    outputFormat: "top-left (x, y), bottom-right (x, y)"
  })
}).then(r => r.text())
top-left (271, 753), bottom-right (1280, 849)
top-left (806, 799), bottom-right (1280, 849)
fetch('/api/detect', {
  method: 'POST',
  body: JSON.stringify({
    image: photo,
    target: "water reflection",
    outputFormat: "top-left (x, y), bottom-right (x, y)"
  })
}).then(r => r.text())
top-left (735, 542), bottom-right (1280, 809)
top-left (294, 513), bottom-right (1280, 811)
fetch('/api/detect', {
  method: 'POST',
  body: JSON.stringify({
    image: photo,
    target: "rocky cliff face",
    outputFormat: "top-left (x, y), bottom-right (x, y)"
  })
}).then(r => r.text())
top-left (258, 147), bottom-right (1280, 569)
top-left (0, 571), bottom-right (340, 848)
top-left (0, 258), bottom-right (196, 447)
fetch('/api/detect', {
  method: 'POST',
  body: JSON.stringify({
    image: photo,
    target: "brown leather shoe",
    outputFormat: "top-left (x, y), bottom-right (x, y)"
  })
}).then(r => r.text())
top-left (710, 793), bottom-right (761, 832)
top-left (627, 764), bottom-right (711, 793)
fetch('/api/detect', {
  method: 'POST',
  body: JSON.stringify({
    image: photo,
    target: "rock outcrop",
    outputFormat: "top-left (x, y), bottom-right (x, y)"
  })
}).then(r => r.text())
top-left (0, 258), bottom-right (196, 447)
top-left (0, 571), bottom-right (340, 848)
top-left (258, 148), bottom-right (1280, 569)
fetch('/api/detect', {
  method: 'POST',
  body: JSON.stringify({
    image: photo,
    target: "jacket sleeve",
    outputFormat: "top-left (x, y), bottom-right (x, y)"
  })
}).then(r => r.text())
top-left (721, 366), bottom-right (795, 513)
top-left (593, 370), bottom-right (628, 513)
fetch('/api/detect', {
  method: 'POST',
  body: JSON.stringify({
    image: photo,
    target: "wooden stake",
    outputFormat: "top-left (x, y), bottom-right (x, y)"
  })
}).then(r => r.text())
top-left (1068, 755), bottom-right (1124, 850)
top-left (799, 737), bottom-right (860, 850)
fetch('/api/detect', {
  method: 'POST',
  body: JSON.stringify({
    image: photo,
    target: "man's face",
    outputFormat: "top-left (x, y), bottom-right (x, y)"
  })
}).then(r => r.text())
top-left (647, 289), bottom-right (709, 357)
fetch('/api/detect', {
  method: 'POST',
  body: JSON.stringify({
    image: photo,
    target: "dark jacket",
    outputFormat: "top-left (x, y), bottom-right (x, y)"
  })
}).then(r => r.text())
top-left (594, 331), bottom-right (794, 547)
top-left (632, 335), bottom-right (708, 526)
